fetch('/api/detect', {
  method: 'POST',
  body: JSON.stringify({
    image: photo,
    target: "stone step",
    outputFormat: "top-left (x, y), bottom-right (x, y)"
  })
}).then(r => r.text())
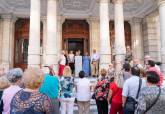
top-left (73, 98), bottom-right (98, 113)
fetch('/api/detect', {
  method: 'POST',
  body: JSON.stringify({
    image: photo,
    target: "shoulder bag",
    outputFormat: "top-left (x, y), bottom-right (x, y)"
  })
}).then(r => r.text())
top-left (124, 78), bottom-right (142, 112)
top-left (143, 86), bottom-right (161, 114)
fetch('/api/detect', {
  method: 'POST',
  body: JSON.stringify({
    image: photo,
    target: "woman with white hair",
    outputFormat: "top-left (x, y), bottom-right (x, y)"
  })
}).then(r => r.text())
top-left (10, 67), bottom-right (53, 114)
top-left (2, 68), bottom-right (23, 114)
top-left (107, 71), bottom-right (124, 114)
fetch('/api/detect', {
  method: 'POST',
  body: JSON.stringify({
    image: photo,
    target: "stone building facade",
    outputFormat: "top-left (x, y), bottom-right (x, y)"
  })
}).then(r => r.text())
top-left (0, 0), bottom-right (165, 73)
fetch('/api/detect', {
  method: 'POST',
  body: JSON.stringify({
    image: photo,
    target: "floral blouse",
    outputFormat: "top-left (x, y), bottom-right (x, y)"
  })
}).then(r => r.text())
top-left (60, 76), bottom-right (75, 98)
top-left (10, 90), bottom-right (53, 114)
top-left (94, 76), bottom-right (110, 101)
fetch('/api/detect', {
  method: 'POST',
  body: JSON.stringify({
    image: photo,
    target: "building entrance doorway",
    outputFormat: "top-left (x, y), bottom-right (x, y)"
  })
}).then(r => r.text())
top-left (64, 38), bottom-right (89, 55)
top-left (68, 38), bottom-right (83, 55)
top-left (62, 20), bottom-right (89, 55)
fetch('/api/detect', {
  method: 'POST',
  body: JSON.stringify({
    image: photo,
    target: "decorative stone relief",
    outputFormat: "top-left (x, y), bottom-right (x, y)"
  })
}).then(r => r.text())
top-left (61, 0), bottom-right (92, 11)
top-left (0, 0), bottom-right (158, 22)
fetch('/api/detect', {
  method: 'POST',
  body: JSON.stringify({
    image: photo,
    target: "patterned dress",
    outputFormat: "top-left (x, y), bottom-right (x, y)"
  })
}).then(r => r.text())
top-left (10, 90), bottom-right (53, 114)
top-left (136, 86), bottom-right (165, 114)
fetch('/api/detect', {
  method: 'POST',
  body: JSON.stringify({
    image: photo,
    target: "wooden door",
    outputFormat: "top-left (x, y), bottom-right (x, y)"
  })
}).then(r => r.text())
top-left (14, 19), bottom-right (43, 70)
top-left (62, 20), bottom-right (89, 55)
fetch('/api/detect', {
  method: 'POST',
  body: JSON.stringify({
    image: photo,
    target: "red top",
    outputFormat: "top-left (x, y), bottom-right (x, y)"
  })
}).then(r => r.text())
top-left (109, 82), bottom-right (122, 104)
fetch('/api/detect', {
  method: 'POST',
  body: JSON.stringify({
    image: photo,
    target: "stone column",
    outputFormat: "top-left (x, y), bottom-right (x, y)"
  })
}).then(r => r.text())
top-left (113, 0), bottom-right (126, 71)
top-left (41, 17), bottom-right (47, 65)
top-left (28, 0), bottom-right (41, 67)
top-left (57, 16), bottom-right (65, 60)
top-left (46, 0), bottom-right (58, 70)
top-left (158, 0), bottom-right (165, 74)
top-left (87, 18), bottom-right (100, 55)
top-left (99, 0), bottom-right (111, 69)
top-left (1, 15), bottom-right (16, 69)
top-left (0, 18), bottom-right (2, 64)
top-left (130, 18), bottom-right (144, 63)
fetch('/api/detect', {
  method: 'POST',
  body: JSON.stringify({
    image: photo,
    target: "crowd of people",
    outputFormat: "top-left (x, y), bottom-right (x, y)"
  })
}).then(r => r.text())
top-left (0, 53), bottom-right (165, 114)
top-left (58, 49), bottom-right (100, 77)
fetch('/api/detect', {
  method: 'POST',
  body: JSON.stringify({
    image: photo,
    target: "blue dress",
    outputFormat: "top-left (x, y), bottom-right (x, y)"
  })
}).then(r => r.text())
top-left (82, 56), bottom-right (90, 76)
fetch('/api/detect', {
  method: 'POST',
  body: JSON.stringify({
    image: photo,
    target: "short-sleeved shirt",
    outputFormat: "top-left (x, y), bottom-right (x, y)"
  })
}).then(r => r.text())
top-left (76, 78), bottom-right (91, 101)
top-left (60, 76), bottom-right (75, 98)
top-left (59, 55), bottom-right (66, 65)
top-left (2, 85), bottom-right (22, 114)
top-left (122, 76), bottom-right (145, 99)
top-left (110, 82), bottom-right (122, 104)
top-left (95, 76), bottom-right (109, 101)
top-left (91, 53), bottom-right (100, 61)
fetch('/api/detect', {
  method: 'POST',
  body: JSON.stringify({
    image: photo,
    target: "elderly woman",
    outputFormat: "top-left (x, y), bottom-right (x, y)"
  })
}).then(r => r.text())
top-left (39, 65), bottom-right (60, 114)
top-left (94, 69), bottom-right (110, 114)
top-left (0, 76), bottom-right (10, 113)
top-left (60, 66), bottom-right (75, 114)
top-left (107, 71), bottom-right (124, 114)
top-left (2, 68), bottom-right (23, 114)
top-left (136, 71), bottom-right (165, 114)
top-left (10, 67), bottom-right (53, 114)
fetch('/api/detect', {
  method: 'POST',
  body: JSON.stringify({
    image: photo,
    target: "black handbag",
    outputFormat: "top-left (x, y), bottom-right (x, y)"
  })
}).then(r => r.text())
top-left (74, 98), bottom-right (77, 104)
top-left (124, 78), bottom-right (142, 112)
top-left (125, 96), bottom-right (137, 112)
top-left (92, 93), bottom-right (95, 99)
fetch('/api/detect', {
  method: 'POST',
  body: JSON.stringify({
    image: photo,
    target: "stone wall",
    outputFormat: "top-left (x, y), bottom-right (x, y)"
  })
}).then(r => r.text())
top-left (142, 10), bottom-right (161, 62)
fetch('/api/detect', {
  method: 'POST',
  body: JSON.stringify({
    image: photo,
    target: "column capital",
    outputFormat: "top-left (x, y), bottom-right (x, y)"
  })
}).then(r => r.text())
top-left (57, 16), bottom-right (65, 24)
top-left (41, 16), bottom-right (47, 23)
top-left (130, 17), bottom-right (142, 24)
top-left (87, 17), bottom-right (99, 22)
top-left (1, 14), bottom-right (17, 23)
top-left (158, 0), bottom-right (165, 6)
top-left (97, 0), bottom-right (109, 3)
top-left (41, 16), bottom-right (47, 20)
top-left (111, 0), bottom-right (125, 4)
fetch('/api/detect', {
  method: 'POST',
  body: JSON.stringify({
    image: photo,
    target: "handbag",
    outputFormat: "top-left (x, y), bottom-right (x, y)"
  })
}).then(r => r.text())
top-left (0, 91), bottom-right (3, 112)
top-left (92, 93), bottom-right (95, 99)
top-left (143, 86), bottom-right (161, 114)
top-left (125, 96), bottom-right (137, 111)
top-left (124, 78), bottom-right (142, 112)
top-left (74, 98), bottom-right (77, 104)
